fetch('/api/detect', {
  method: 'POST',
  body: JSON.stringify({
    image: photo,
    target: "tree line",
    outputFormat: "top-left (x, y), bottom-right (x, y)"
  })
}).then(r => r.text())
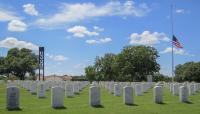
top-left (175, 61), bottom-right (200, 82)
top-left (1, 47), bottom-right (199, 82)
top-left (85, 45), bottom-right (161, 82)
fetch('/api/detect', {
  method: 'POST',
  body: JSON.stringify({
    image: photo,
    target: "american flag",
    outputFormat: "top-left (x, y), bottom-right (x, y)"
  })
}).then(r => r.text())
top-left (172, 35), bottom-right (183, 48)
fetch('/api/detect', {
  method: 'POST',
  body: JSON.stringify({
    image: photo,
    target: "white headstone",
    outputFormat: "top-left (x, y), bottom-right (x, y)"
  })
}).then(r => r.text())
top-left (114, 84), bottom-right (121, 96)
top-left (89, 85), bottom-right (101, 106)
top-left (65, 83), bottom-right (74, 97)
top-left (73, 83), bottom-right (79, 94)
top-left (135, 84), bottom-right (142, 96)
top-left (51, 86), bottom-right (64, 108)
top-left (189, 84), bottom-right (195, 95)
top-left (30, 82), bottom-right (37, 94)
top-left (27, 81), bottom-right (31, 91)
top-left (179, 86), bottom-right (188, 102)
top-left (123, 86), bottom-right (133, 105)
top-left (172, 84), bottom-right (179, 96)
top-left (109, 82), bottom-right (114, 93)
top-left (142, 83), bottom-right (146, 93)
top-left (37, 84), bottom-right (45, 98)
top-left (7, 86), bottom-right (19, 109)
top-left (170, 83), bottom-right (173, 92)
top-left (153, 86), bottom-right (163, 103)
top-left (194, 83), bottom-right (198, 92)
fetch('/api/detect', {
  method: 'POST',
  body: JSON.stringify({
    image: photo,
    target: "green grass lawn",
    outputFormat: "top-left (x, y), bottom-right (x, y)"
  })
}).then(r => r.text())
top-left (0, 83), bottom-right (200, 114)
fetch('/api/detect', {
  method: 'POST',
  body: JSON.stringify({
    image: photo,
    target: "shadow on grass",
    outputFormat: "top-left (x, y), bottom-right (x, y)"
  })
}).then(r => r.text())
top-left (91, 105), bottom-right (104, 108)
top-left (74, 93), bottom-right (80, 95)
top-left (183, 101), bottom-right (193, 104)
top-left (7, 108), bottom-right (22, 111)
top-left (156, 102), bottom-right (167, 105)
top-left (38, 97), bottom-right (46, 99)
top-left (125, 104), bottom-right (138, 106)
top-left (53, 106), bottom-right (67, 110)
top-left (67, 96), bottom-right (74, 98)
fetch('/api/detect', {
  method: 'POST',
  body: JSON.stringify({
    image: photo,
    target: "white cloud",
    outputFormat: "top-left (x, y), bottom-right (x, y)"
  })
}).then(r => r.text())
top-left (67, 25), bottom-right (99, 38)
top-left (93, 26), bottom-right (104, 32)
top-left (175, 9), bottom-right (186, 14)
top-left (160, 47), bottom-right (194, 56)
top-left (0, 9), bottom-right (21, 21)
top-left (85, 39), bottom-right (99, 44)
top-left (46, 54), bottom-right (68, 62)
top-left (99, 38), bottom-right (112, 43)
top-left (23, 3), bottom-right (39, 16)
top-left (8, 20), bottom-right (27, 32)
top-left (129, 31), bottom-right (170, 46)
top-left (86, 37), bottom-right (112, 44)
top-left (35, 1), bottom-right (150, 27)
top-left (176, 9), bottom-right (184, 13)
top-left (0, 37), bottom-right (38, 50)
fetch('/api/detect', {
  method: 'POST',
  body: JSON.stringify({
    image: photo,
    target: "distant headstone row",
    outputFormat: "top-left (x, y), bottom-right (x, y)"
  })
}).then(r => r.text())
top-left (165, 82), bottom-right (200, 102)
top-left (98, 81), bottom-right (200, 105)
top-left (99, 81), bottom-right (154, 105)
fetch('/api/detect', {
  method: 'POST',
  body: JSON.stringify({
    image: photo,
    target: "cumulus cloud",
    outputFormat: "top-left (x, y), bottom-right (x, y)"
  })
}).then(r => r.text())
top-left (0, 9), bottom-right (21, 21)
top-left (46, 54), bottom-right (68, 62)
top-left (8, 20), bottom-right (27, 32)
top-left (23, 3), bottom-right (39, 16)
top-left (85, 39), bottom-right (98, 44)
top-left (67, 25), bottom-right (99, 38)
top-left (35, 1), bottom-right (150, 27)
top-left (0, 37), bottom-right (38, 50)
top-left (99, 38), bottom-right (112, 43)
top-left (86, 37), bottom-right (112, 44)
top-left (160, 47), bottom-right (194, 56)
top-left (129, 31), bottom-right (170, 46)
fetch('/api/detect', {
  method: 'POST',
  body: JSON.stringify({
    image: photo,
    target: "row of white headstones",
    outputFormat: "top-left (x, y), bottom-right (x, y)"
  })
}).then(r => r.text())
top-left (5, 80), bottom-right (200, 110)
top-left (6, 80), bottom-right (89, 109)
top-left (90, 81), bottom-right (200, 105)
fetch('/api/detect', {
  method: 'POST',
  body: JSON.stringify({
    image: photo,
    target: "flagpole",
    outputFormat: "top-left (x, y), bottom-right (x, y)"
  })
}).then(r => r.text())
top-left (170, 4), bottom-right (174, 83)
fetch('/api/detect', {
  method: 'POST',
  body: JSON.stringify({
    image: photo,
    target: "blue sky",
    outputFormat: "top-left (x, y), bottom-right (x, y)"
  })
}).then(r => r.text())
top-left (0, 0), bottom-right (199, 76)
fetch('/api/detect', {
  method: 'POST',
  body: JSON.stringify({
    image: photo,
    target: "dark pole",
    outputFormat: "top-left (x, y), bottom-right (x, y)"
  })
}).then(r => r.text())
top-left (39, 47), bottom-right (45, 81)
top-left (43, 48), bottom-right (44, 81)
top-left (39, 47), bottom-right (41, 81)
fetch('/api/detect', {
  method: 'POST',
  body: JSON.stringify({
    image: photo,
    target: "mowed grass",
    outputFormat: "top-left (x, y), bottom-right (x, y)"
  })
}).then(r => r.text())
top-left (0, 83), bottom-right (200, 114)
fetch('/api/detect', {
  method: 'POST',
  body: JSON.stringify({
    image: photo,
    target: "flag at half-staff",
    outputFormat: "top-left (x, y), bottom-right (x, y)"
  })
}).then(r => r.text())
top-left (172, 35), bottom-right (183, 48)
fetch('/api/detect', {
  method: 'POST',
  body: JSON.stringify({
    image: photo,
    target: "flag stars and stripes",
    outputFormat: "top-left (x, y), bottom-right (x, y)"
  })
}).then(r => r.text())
top-left (172, 35), bottom-right (183, 48)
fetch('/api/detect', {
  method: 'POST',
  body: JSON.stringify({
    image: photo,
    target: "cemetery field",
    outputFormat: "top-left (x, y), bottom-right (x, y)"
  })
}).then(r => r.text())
top-left (0, 84), bottom-right (200, 114)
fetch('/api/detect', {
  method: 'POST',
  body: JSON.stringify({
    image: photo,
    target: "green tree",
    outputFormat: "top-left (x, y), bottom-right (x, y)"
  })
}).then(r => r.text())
top-left (84, 45), bottom-right (160, 82)
top-left (0, 57), bottom-right (6, 74)
top-left (85, 66), bottom-right (96, 82)
top-left (94, 53), bottom-right (117, 81)
top-left (115, 46), bottom-right (160, 81)
top-left (2, 48), bottom-right (38, 80)
top-left (175, 62), bottom-right (200, 82)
